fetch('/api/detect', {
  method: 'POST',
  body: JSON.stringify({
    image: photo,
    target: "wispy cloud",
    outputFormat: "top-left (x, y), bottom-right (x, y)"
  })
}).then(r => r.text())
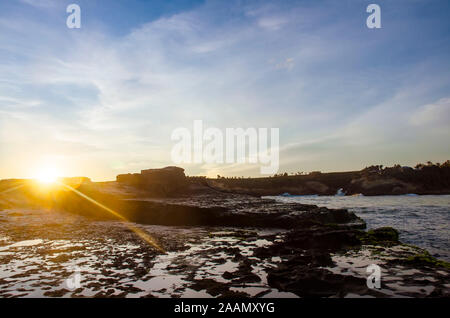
top-left (19, 0), bottom-right (56, 8)
top-left (410, 97), bottom-right (450, 128)
top-left (0, 0), bottom-right (449, 179)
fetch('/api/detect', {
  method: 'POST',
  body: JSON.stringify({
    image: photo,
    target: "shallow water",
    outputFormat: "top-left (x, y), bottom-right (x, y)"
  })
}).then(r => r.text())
top-left (0, 208), bottom-right (294, 298)
top-left (268, 194), bottom-right (450, 261)
top-left (0, 206), bottom-right (448, 297)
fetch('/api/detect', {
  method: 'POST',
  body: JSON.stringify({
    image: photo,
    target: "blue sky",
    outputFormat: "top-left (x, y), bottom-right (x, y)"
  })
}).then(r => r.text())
top-left (0, 0), bottom-right (449, 180)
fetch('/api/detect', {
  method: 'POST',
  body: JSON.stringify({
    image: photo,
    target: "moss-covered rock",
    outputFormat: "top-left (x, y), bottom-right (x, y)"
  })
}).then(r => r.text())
top-left (368, 227), bottom-right (399, 241)
top-left (357, 227), bottom-right (400, 246)
top-left (402, 251), bottom-right (450, 269)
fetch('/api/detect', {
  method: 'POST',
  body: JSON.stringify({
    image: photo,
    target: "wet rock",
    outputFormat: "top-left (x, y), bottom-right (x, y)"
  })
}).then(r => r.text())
top-left (221, 261), bottom-right (261, 284)
top-left (116, 195), bottom-right (366, 229)
top-left (222, 271), bottom-right (235, 280)
top-left (219, 290), bottom-right (250, 298)
top-left (43, 289), bottom-right (70, 297)
top-left (3, 178), bottom-right (448, 298)
top-left (190, 279), bottom-right (230, 297)
top-left (274, 226), bottom-right (362, 252)
top-left (391, 251), bottom-right (450, 270)
top-left (2, 179), bottom-right (366, 231)
top-left (267, 266), bottom-right (376, 297)
top-left (360, 227), bottom-right (400, 246)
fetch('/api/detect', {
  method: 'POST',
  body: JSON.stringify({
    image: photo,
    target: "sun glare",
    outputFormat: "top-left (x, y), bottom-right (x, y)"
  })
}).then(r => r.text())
top-left (35, 167), bottom-right (59, 184)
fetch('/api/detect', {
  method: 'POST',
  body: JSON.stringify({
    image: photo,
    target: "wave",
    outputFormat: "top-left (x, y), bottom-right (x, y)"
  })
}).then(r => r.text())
top-left (279, 193), bottom-right (319, 197)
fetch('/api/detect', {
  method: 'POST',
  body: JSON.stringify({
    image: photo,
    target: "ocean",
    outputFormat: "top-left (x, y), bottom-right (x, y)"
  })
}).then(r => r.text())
top-left (268, 194), bottom-right (450, 261)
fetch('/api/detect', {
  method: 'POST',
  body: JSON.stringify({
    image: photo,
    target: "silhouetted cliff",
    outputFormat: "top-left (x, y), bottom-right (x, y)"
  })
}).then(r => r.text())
top-left (204, 161), bottom-right (450, 196)
top-left (117, 166), bottom-right (188, 196)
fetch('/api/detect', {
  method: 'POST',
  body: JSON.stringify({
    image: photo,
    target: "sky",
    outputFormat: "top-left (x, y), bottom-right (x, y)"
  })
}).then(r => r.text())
top-left (0, 0), bottom-right (449, 180)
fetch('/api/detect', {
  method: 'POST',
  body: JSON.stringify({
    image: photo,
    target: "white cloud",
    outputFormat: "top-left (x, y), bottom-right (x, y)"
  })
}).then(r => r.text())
top-left (19, 0), bottom-right (56, 8)
top-left (257, 16), bottom-right (288, 30)
top-left (0, 1), bottom-right (449, 179)
top-left (410, 97), bottom-right (450, 128)
top-left (275, 58), bottom-right (294, 70)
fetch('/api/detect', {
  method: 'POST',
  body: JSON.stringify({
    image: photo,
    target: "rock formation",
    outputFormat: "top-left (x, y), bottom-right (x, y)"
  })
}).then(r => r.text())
top-left (116, 166), bottom-right (188, 196)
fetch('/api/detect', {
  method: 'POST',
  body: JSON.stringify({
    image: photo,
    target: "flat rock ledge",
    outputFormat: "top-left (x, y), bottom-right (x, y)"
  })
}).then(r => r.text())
top-left (1, 180), bottom-right (448, 298)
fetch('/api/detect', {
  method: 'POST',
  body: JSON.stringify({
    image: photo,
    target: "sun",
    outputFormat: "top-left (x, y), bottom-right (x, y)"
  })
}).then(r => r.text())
top-left (35, 167), bottom-right (59, 184)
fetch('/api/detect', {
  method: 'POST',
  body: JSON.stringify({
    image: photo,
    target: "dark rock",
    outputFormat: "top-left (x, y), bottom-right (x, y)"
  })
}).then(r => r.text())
top-left (43, 289), bottom-right (70, 297)
top-left (367, 227), bottom-right (399, 242)
top-left (390, 251), bottom-right (450, 269)
top-left (190, 279), bottom-right (230, 297)
top-left (1, 178), bottom-right (366, 230)
top-left (117, 166), bottom-right (188, 196)
top-left (267, 266), bottom-right (375, 297)
top-left (219, 290), bottom-right (250, 298)
top-left (222, 271), bottom-right (235, 280)
top-left (357, 227), bottom-right (400, 246)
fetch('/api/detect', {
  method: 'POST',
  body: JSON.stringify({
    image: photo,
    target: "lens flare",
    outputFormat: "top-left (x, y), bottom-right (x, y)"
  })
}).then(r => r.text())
top-left (35, 167), bottom-right (59, 184)
top-left (59, 182), bottom-right (165, 253)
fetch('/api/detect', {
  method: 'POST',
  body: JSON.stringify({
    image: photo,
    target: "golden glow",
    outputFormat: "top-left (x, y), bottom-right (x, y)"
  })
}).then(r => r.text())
top-left (35, 167), bottom-right (59, 184)
top-left (0, 171), bottom-right (165, 253)
top-left (59, 182), bottom-right (166, 253)
top-left (0, 183), bottom-right (25, 195)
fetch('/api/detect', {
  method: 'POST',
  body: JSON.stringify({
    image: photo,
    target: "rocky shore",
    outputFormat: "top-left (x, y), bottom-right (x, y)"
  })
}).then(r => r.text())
top-left (0, 168), bottom-right (449, 298)
top-left (204, 161), bottom-right (450, 196)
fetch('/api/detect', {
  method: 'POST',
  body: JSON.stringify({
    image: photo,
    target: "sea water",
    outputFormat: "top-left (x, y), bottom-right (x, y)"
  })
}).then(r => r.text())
top-left (268, 194), bottom-right (450, 261)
